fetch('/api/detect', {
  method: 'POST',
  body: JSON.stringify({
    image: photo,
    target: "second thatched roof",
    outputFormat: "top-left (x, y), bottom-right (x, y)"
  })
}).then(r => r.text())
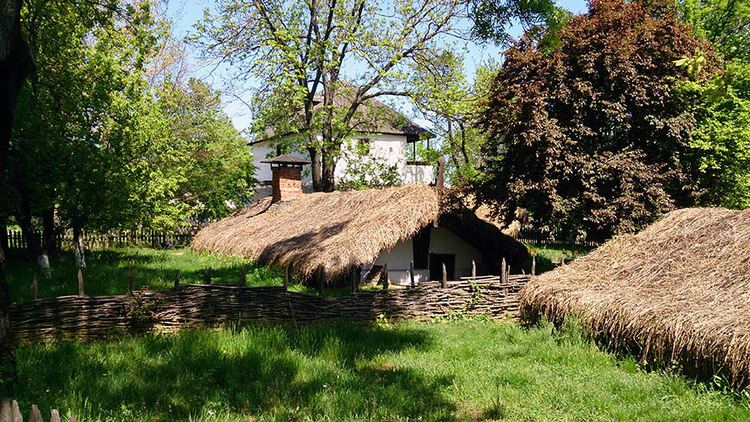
top-left (192, 184), bottom-right (527, 281)
top-left (520, 208), bottom-right (750, 385)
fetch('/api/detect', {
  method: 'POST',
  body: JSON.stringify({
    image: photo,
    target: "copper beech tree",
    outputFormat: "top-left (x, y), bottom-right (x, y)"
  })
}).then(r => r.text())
top-left (476, 0), bottom-right (720, 243)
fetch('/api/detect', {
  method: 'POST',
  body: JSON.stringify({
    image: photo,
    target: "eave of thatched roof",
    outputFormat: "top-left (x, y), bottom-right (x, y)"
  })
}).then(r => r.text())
top-left (519, 207), bottom-right (750, 385)
top-left (192, 184), bottom-right (527, 281)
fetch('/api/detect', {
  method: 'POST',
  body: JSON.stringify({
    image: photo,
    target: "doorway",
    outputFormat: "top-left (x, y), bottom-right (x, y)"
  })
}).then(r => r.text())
top-left (429, 253), bottom-right (455, 281)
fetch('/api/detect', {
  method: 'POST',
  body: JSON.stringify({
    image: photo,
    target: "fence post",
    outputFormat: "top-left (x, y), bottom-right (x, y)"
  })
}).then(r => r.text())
top-left (50, 409), bottom-right (61, 422)
top-left (174, 270), bottom-right (181, 288)
top-left (382, 263), bottom-right (389, 290)
top-left (441, 262), bottom-right (447, 288)
top-left (471, 259), bottom-right (477, 278)
top-left (501, 258), bottom-right (507, 285)
top-left (284, 265), bottom-right (289, 291)
top-left (318, 268), bottom-right (325, 296)
top-left (128, 264), bottom-right (135, 295)
top-left (409, 261), bottom-right (415, 289)
top-left (29, 404), bottom-right (42, 422)
top-left (31, 273), bottom-right (38, 301)
top-left (204, 268), bottom-right (212, 285)
top-left (239, 267), bottom-right (246, 287)
top-left (531, 255), bottom-right (536, 276)
top-left (77, 268), bottom-right (85, 296)
top-left (351, 266), bottom-right (358, 293)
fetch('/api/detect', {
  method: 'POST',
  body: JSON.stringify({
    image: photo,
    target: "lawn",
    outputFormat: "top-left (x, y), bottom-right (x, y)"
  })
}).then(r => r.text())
top-left (3, 247), bottom-right (313, 304)
top-left (14, 319), bottom-right (750, 421)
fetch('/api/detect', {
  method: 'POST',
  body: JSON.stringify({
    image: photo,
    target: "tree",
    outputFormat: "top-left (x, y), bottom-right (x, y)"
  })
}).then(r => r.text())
top-left (196, 0), bottom-right (464, 192)
top-left (411, 51), bottom-right (497, 185)
top-left (0, 0), bottom-right (32, 395)
top-left (157, 77), bottom-right (254, 222)
top-left (468, 0), bottom-right (571, 49)
top-left (674, 0), bottom-right (750, 208)
top-left (476, 0), bottom-right (719, 243)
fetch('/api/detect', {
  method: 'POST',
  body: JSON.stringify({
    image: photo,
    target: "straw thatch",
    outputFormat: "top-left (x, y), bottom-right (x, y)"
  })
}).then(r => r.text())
top-left (520, 207), bottom-right (750, 384)
top-left (192, 184), bottom-right (527, 282)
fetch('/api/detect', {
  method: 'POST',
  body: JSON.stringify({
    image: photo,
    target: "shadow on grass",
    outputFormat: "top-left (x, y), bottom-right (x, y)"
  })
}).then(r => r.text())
top-left (16, 323), bottom-right (455, 420)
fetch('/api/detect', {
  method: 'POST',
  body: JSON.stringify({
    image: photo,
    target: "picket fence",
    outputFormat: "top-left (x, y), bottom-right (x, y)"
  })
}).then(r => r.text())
top-left (3, 228), bottom-right (194, 251)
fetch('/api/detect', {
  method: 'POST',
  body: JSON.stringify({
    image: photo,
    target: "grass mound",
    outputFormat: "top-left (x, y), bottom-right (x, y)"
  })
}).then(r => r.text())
top-left (521, 208), bottom-right (750, 385)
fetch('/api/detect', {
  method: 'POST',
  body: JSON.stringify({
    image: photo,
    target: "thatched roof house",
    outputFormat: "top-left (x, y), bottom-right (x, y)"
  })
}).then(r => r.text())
top-left (520, 208), bottom-right (750, 385)
top-left (192, 183), bottom-right (527, 284)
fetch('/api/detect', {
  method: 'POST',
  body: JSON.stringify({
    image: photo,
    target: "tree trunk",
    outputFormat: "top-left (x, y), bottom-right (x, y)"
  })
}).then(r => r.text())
top-left (321, 149), bottom-right (336, 192)
top-left (308, 146), bottom-right (323, 192)
top-left (42, 205), bottom-right (56, 259)
top-left (72, 223), bottom-right (86, 270)
top-left (0, 216), bottom-right (7, 254)
top-left (0, 0), bottom-right (33, 396)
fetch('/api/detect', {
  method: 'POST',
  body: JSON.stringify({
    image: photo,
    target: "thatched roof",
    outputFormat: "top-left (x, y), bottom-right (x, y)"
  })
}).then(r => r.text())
top-left (520, 208), bottom-right (750, 385)
top-left (192, 184), bottom-right (527, 281)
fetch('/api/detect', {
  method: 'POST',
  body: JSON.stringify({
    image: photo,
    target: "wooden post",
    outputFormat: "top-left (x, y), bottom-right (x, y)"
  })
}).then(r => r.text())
top-left (10, 400), bottom-right (21, 422)
top-left (531, 255), bottom-right (536, 276)
top-left (501, 257), bottom-right (507, 285)
top-left (471, 259), bottom-right (477, 278)
top-left (351, 267), bottom-right (358, 293)
top-left (409, 261), bottom-right (415, 288)
top-left (31, 273), bottom-right (38, 301)
top-left (441, 262), bottom-right (447, 288)
top-left (29, 404), bottom-right (42, 422)
top-left (204, 268), bottom-right (212, 285)
top-left (239, 267), bottom-right (246, 287)
top-left (283, 265), bottom-right (289, 291)
top-left (382, 263), bottom-right (389, 290)
top-left (128, 264), bottom-right (135, 295)
top-left (174, 270), bottom-right (181, 288)
top-left (318, 268), bottom-right (325, 296)
top-left (77, 268), bottom-right (85, 296)
top-left (50, 409), bottom-right (61, 422)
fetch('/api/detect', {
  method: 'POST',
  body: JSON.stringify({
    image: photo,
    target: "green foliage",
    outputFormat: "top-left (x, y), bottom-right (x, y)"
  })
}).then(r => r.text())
top-left (13, 320), bottom-right (750, 420)
top-left (675, 0), bottom-right (750, 208)
top-left (477, 0), bottom-right (719, 242)
top-left (469, 0), bottom-right (571, 49)
top-left (156, 78), bottom-right (254, 223)
top-left (411, 52), bottom-right (496, 185)
top-left (679, 0), bottom-right (750, 61)
top-left (336, 144), bottom-right (403, 191)
top-left (677, 61), bottom-right (750, 208)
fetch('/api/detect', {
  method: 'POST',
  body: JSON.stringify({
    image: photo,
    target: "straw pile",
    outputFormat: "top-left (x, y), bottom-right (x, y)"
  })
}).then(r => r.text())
top-left (520, 207), bottom-right (750, 385)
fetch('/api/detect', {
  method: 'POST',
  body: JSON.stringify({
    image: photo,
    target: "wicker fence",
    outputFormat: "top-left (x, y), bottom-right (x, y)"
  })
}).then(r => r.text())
top-left (11, 275), bottom-right (531, 343)
top-left (3, 228), bottom-right (194, 251)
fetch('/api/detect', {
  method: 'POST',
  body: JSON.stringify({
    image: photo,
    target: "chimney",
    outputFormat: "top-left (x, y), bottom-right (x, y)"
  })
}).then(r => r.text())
top-left (261, 155), bottom-right (311, 203)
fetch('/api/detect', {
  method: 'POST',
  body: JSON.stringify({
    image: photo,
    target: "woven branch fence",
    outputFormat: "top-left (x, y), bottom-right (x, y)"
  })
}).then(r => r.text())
top-left (11, 275), bottom-right (531, 343)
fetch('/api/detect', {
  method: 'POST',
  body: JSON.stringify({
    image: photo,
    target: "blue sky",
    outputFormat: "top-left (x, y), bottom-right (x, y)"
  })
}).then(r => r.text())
top-left (165, 0), bottom-right (589, 132)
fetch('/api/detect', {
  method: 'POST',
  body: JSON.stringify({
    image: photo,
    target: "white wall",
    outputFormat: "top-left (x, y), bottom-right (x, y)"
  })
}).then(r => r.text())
top-left (429, 228), bottom-right (483, 277)
top-left (252, 133), bottom-right (433, 189)
top-left (366, 226), bottom-right (483, 285)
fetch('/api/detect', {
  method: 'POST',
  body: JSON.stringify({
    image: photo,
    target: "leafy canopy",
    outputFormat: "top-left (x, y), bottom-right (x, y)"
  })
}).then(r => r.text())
top-left (476, 0), bottom-right (719, 242)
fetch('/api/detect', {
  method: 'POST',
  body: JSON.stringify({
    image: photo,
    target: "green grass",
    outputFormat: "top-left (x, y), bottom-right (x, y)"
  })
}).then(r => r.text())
top-left (4, 247), bottom-right (314, 304)
top-left (523, 244), bottom-right (594, 274)
top-left (14, 319), bottom-right (750, 421)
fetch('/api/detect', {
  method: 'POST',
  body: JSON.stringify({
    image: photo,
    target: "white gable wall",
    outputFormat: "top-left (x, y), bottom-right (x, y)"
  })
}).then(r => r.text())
top-left (252, 133), bottom-right (432, 194)
top-left (369, 227), bottom-right (483, 285)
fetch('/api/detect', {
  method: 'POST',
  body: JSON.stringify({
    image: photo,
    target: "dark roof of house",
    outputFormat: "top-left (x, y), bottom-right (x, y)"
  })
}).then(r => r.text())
top-left (250, 83), bottom-right (433, 145)
top-left (260, 155), bottom-right (311, 165)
